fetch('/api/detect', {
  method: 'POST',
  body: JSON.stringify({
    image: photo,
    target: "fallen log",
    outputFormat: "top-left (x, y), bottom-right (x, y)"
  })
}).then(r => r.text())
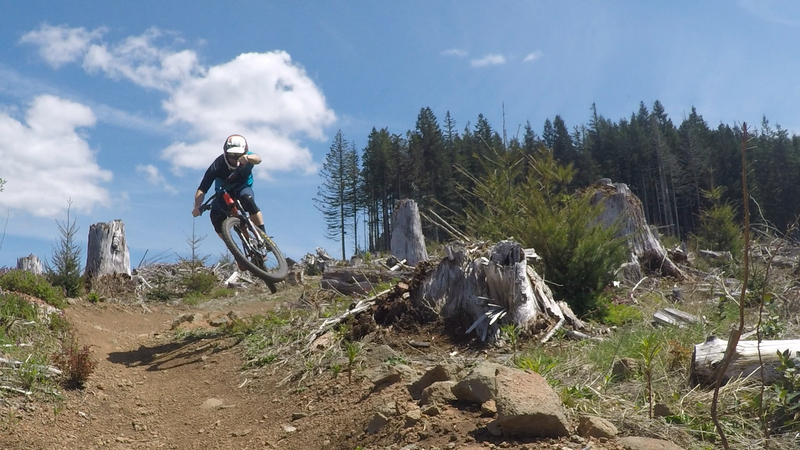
top-left (652, 308), bottom-right (700, 328)
top-left (690, 336), bottom-right (800, 385)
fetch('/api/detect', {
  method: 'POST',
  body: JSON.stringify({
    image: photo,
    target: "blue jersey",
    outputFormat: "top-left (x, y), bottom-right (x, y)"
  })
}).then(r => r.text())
top-left (197, 152), bottom-right (255, 194)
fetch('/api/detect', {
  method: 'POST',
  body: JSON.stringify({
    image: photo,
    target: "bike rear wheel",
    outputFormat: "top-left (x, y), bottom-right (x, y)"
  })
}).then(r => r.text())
top-left (220, 216), bottom-right (289, 283)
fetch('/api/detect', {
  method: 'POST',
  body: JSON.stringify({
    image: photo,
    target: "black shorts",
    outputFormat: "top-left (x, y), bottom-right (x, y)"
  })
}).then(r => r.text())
top-left (209, 186), bottom-right (260, 233)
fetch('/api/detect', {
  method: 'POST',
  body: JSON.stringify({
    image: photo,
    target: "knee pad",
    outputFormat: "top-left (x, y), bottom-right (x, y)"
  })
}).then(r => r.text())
top-left (239, 194), bottom-right (260, 215)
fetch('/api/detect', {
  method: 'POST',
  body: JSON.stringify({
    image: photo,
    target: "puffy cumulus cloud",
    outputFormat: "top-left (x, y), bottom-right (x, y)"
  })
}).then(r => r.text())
top-left (0, 95), bottom-right (111, 217)
top-left (19, 23), bottom-right (106, 68)
top-left (162, 51), bottom-right (335, 176)
top-left (471, 54), bottom-right (506, 67)
top-left (83, 28), bottom-right (204, 91)
top-left (136, 164), bottom-right (176, 193)
top-left (21, 24), bottom-right (202, 91)
top-left (20, 25), bottom-right (335, 178)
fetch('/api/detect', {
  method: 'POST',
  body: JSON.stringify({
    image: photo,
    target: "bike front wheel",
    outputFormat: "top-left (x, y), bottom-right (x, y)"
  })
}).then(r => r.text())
top-left (220, 216), bottom-right (289, 283)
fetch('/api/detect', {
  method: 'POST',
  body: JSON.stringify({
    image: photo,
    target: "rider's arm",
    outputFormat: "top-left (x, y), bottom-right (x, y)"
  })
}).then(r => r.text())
top-left (192, 189), bottom-right (205, 217)
top-left (240, 152), bottom-right (262, 165)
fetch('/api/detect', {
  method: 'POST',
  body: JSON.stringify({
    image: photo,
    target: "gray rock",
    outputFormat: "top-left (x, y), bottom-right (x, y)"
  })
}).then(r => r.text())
top-left (366, 413), bottom-right (389, 434)
top-left (451, 361), bottom-right (502, 404)
top-left (408, 365), bottom-right (457, 400)
top-left (404, 409), bottom-right (422, 427)
top-left (577, 415), bottom-right (617, 438)
top-left (489, 365), bottom-right (570, 437)
top-left (419, 381), bottom-right (457, 406)
top-left (617, 436), bottom-right (684, 450)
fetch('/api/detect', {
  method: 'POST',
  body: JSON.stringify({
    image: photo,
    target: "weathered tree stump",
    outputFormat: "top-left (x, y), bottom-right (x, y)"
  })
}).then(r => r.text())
top-left (590, 180), bottom-right (684, 282)
top-left (390, 199), bottom-right (428, 266)
top-left (16, 254), bottom-right (43, 275)
top-left (416, 240), bottom-right (566, 342)
top-left (690, 336), bottom-right (800, 385)
top-left (84, 220), bottom-right (131, 278)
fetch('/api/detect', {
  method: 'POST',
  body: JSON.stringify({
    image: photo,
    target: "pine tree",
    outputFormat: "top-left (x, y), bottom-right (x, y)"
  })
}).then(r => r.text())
top-left (314, 130), bottom-right (359, 260)
top-left (47, 200), bottom-right (83, 297)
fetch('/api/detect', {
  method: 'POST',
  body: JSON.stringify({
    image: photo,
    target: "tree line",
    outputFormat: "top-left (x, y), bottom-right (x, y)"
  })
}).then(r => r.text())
top-left (316, 101), bottom-right (799, 260)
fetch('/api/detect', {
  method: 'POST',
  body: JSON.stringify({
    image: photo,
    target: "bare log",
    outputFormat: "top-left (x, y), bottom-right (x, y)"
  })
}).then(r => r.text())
top-left (690, 336), bottom-right (800, 385)
top-left (390, 199), bottom-right (428, 266)
top-left (16, 254), bottom-right (42, 275)
top-left (590, 180), bottom-right (684, 281)
top-left (653, 308), bottom-right (700, 328)
top-left (84, 220), bottom-right (131, 278)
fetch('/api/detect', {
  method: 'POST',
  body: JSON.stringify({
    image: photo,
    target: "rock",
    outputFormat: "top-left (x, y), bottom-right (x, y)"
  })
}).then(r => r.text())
top-left (200, 398), bottom-right (223, 410)
top-left (404, 409), bottom-right (422, 427)
top-left (611, 357), bottom-right (640, 381)
top-left (480, 399), bottom-right (497, 417)
top-left (408, 365), bottom-right (457, 400)
top-left (617, 436), bottom-right (684, 450)
top-left (209, 316), bottom-right (229, 327)
top-left (489, 366), bottom-right (570, 437)
top-left (451, 361), bottom-right (502, 404)
top-left (375, 401), bottom-right (398, 417)
top-left (419, 381), bottom-right (457, 406)
top-left (577, 415), bottom-right (617, 438)
top-left (291, 412), bottom-right (307, 421)
top-left (366, 413), bottom-right (389, 434)
top-left (366, 364), bottom-right (403, 387)
top-left (421, 404), bottom-right (441, 416)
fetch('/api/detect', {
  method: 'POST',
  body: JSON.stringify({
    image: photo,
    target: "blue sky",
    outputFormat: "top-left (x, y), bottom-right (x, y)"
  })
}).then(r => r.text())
top-left (1, 0), bottom-right (799, 269)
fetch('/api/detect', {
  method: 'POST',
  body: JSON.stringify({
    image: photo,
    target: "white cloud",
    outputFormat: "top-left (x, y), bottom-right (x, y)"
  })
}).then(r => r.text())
top-left (136, 164), bottom-right (177, 194)
top-left (21, 25), bottom-right (335, 179)
top-left (470, 54), bottom-right (506, 67)
top-left (0, 95), bottom-right (111, 217)
top-left (523, 51), bottom-right (543, 62)
top-left (442, 48), bottom-right (468, 57)
top-left (20, 24), bottom-right (106, 68)
top-left (161, 51), bottom-right (336, 176)
top-left (82, 28), bottom-right (204, 91)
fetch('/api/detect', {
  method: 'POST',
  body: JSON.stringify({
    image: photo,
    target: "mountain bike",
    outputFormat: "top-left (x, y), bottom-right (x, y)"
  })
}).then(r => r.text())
top-left (198, 182), bottom-right (288, 293)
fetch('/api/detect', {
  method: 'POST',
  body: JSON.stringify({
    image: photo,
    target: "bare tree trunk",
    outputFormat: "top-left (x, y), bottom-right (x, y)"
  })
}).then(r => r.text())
top-left (390, 199), bottom-right (428, 266)
top-left (16, 254), bottom-right (42, 275)
top-left (591, 180), bottom-right (684, 282)
top-left (84, 220), bottom-right (131, 278)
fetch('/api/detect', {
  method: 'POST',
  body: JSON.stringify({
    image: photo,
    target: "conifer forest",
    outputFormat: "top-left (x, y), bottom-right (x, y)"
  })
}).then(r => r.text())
top-left (315, 100), bottom-right (797, 259)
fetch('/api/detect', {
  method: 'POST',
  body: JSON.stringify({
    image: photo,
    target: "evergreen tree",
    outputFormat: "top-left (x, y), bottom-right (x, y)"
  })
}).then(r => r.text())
top-left (47, 200), bottom-right (83, 297)
top-left (314, 130), bottom-right (358, 260)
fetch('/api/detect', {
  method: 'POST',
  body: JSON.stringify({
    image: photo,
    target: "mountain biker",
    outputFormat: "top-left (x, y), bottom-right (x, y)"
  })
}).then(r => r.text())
top-left (191, 134), bottom-right (267, 236)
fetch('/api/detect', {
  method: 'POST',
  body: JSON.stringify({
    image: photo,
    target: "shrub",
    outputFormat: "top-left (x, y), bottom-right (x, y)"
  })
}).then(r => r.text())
top-left (51, 334), bottom-right (97, 389)
top-left (462, 149), bottom-right (627, 316)
top-left (693, 187), bottom-right (743, 257)
top-left (180, 271), bottom-right (218, 295)
top-left (0, 270), bottom-right (65, 308)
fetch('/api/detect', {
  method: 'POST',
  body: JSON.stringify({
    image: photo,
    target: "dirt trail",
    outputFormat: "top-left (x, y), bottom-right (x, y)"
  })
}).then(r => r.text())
top-left (1, 299), bottom-right (306, 450)
top-left (1, 296), bottom-right (628, 450)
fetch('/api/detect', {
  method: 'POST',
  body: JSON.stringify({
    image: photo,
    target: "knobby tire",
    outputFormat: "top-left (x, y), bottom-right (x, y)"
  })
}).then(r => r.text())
top-left (220, 216), bottom-right (289, 283)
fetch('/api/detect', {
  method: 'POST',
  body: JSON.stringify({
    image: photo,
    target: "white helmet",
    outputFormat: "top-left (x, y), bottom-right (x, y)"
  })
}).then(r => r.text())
top-left (223, 134), bottom-right (248, 169)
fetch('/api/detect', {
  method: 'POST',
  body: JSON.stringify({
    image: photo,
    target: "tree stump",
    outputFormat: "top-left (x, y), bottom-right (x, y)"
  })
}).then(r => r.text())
top-left (16, 254), bottom-right (43, 275)
top-left (590, 180), bottom-right (684, 282)
top-left (84, 220), bottom-right (131, 278)
top-left (390, 199), bottom-right (428, 266)
top-left (417, 240), bottom-right (565, 342)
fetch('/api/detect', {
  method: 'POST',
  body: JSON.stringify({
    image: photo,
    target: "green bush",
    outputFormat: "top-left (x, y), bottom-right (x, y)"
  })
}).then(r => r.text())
top-left (181, 271), bottom-right (218, 295)
top-left (463, 149), bottom-right (627, 316)
top-left (0, 270), bottom-right (65, 308)
top-left (693, 187), bottom-right (743, 257)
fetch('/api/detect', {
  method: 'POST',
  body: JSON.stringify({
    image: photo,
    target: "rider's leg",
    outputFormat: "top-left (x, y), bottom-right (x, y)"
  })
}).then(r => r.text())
top-left (238, 188), bottom-right (266, 233)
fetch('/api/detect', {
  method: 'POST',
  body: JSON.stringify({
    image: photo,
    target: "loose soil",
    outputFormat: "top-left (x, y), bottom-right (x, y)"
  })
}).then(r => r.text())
top-left (0, 283), bottom-right (634, 450)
